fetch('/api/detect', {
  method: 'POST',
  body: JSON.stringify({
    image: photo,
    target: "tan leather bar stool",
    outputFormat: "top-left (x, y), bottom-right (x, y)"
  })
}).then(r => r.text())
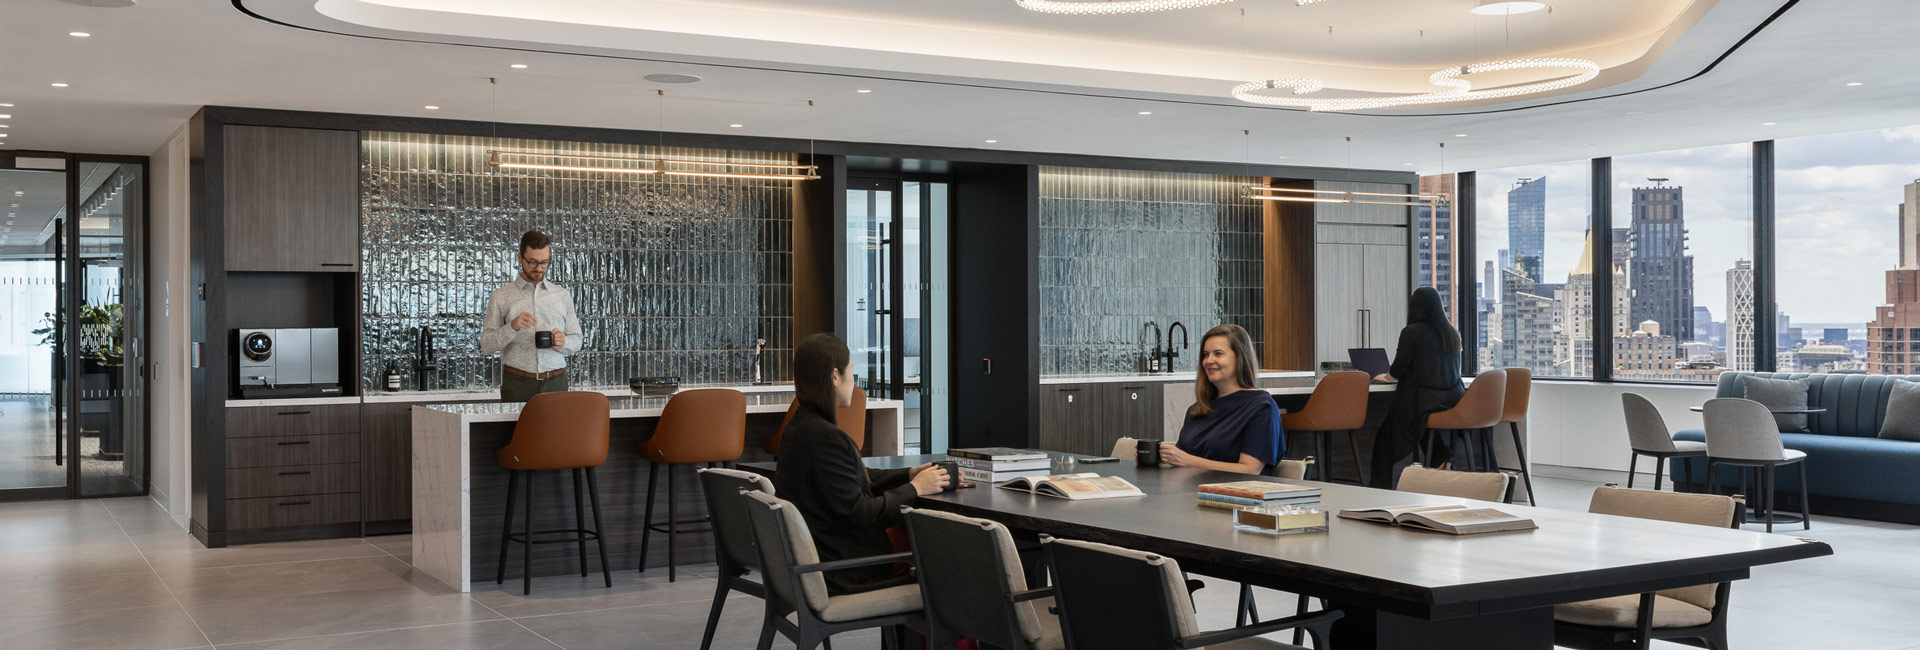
top-left (1280, 371), bottom-right (1371, 485)
top-left (1490, 367), bottom-right (1538, 504)
top-left (639, 388), bottom-right (747, 581)
top-left (759, 386), bottom-right (868, 457)
top-left (494, 391), bottom-right (613, 595)
top-left (1422, 368), bottom-right (1507, 473)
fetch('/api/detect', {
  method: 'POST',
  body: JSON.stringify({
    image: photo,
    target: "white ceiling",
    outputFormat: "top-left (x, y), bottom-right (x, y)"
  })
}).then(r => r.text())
top-left (0, 0), bottom-right (1916, 175)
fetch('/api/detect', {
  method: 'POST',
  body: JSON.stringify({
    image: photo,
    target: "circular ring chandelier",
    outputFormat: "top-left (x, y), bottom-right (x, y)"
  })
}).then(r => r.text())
top-left (1014, 0), bottom-right (1236, 15)
top-left (1230, 56), bottom-right (1599, 112)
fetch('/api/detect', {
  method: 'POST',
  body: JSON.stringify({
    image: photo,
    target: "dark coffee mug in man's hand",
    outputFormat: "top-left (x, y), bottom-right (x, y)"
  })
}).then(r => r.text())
top-left (934, 460), bottom-right (960, 492)
top-left (1136, 439), bottom-right (1162, 467)
top-left (534, 330), bottom-right (554, 349)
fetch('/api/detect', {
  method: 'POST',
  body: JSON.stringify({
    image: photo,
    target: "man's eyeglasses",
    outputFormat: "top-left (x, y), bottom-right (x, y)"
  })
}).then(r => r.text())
top-left (521, 257), bottom-right (551, 269)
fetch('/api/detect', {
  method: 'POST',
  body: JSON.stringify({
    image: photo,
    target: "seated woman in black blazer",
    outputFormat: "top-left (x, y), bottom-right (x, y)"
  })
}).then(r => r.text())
top-left (774, 333), bottom-right (949, 595)
top-left (1160, 324), bottom-right (1283, 474)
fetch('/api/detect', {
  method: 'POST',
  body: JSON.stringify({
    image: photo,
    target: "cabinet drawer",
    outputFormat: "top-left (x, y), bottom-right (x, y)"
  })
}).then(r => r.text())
top-left (228, 463), bottom-right (361, 499)
top-left (227, 493), bottom-right (360, 529)
top-left (227, 404), bottom-right (360, 438)
top-left (228, 433), bottom-right (361, 468)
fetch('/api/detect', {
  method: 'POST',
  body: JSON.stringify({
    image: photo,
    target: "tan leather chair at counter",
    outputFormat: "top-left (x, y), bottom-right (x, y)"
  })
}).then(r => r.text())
top-left (1280, 371), bottom-right (1371, 485)
top-left (760, 386), bottom-right (868, 457)
top-left (1422, 368), bottom-right (1507, 473)
top-left (639, 388), bottom-right (747, 582)
top-left (1493, 367), bottom-right (1538, 504)
top-left (494, 391), bottom-right (614, 595)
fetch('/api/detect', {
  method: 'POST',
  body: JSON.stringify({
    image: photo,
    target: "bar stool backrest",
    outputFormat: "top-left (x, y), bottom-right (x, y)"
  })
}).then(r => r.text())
top-left (1499, 367), bottom-right (1533, 425)
top-left (1283, 371), bottom-right (1370, 431)
top-left (760, 386), bottom-right (867, 456)
top-left (1703, 398), bottom-right (1790, 462)
top-left (697, 468), bottom-right (775, 575)
top-left (905, 509), bottom-right (1041, 650)
top-left (498, 391), bottom-right (611, 470)
top-left (1046, 538), bottom-right (1194, 650)
top-left (1427, 369), bottom-right (1507, 430)
top-left (645, 388), bottom-right (747, 464)
top-left (1621, 393), bottom-right (1680, 453)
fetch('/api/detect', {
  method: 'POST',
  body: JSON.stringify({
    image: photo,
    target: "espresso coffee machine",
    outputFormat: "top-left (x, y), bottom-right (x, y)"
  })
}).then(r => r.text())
top-left (235, 328), bottom-right (343, 398)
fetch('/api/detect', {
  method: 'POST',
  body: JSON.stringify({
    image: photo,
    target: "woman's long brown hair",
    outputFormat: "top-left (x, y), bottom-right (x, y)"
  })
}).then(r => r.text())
top-left (1190, 324), bottom-right (1261, 417)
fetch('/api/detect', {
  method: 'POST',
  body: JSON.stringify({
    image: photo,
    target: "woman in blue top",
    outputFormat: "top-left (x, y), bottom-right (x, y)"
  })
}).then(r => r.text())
top-left (1160, 324), bottom-right (1283, 474)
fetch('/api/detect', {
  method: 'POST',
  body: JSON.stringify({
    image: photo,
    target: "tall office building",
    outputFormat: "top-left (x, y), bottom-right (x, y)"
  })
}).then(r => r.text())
top-left (1630, 180), bottom-right (1695, 343)
top-left (1824, 327), bottom-right (1850, 344)
top-left (1500, 268), bottom-right (1559, 373)
top-left (1727, 260), bottom-right (1757, 371)
top-left (1693, 306), bottom-right (1716, 341)
top-left (1508, 177), bottom-right (1547, 281)
top-left (1868, 271), bottom-right (1920, 375)
top-left (1611, 227), bottom-right (1633, 270)
top-left (1418, 174), bottom-right (1454, 315)
top-left (1902, 179), bottom-right (1920, 269)
top-left (1560, 229), bottom-right (1632, 377)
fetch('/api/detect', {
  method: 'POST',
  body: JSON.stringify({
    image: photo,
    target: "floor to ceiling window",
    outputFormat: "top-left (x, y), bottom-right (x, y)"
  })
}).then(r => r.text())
top-left (1472, 160), bottom-right (1593, 378)
top-left (1775, 125), bottom-right (1920, 374)
top-left (1611, 144), bottom-right (1753, 381)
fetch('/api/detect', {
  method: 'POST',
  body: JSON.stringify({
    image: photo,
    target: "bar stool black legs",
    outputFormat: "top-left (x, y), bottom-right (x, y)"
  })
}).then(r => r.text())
top-left (496, 468), bottom-right (613, 595)
top-left (639, 462), bottom-right (718, 582)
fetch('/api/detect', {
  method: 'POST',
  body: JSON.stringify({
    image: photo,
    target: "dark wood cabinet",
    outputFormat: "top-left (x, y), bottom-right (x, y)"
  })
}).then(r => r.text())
top-left (228, 464), bottom-right (361, 499)
top-left (227, 493), bottom-right (361, 529)
top-left (361, 402), bottom-right (414, 526)
top-left (227, 433), bottom-right (362, 468)
top-left (223, 125), bottom-right (361, 272)
top-left (1102, 384), bottom-right (1162, 450)
top-left (224, 402), bottom-right (364, 537)
top-left (1039, 381), bottom-right (1170, 456)
top-left (225, 403), bottom-right (360, 438)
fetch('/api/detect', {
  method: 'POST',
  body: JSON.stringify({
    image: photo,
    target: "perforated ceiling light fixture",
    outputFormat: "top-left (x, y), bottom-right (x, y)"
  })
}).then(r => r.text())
top-left (1231, 56), bottom-right (1597, 112)
top-left (1015, 0), bottom-right (1235, 15)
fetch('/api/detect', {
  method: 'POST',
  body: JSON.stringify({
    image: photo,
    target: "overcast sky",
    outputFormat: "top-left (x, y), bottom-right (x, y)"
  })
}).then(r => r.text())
top-left (1469, 125), bottom-right (1920, 326)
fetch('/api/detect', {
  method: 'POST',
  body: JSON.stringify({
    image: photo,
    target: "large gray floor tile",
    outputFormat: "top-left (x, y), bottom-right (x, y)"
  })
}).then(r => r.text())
top-left (0, 536), bottom-right (158, 582)
top-left (159, 555), bottom-right (453, 604)
top-left (212, 619), bottom-right (557, 650)
top-left (1733, 577), bottom-right (1920, 636)
top-left (3, 570), bottom-right (179, 616)
top-left (470, 568), bottom-right (720, 619)
top-left (0, 603), bottom-right (211, 650)
top-left (512, 597), bottom-right (859, 650)
top-left (183, 585), bottom-right (501, 645)
top-left (136, 535), bottom-right (388, 572)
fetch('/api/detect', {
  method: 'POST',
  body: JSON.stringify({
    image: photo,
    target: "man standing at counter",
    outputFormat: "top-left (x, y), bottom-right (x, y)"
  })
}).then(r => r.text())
top-left (482, 230), bottom-right (584, 402)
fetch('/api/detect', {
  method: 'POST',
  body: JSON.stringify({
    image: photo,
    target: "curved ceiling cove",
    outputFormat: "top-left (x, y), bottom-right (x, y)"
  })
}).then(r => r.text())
top-left (309, 0), bottom-right (1715, 109)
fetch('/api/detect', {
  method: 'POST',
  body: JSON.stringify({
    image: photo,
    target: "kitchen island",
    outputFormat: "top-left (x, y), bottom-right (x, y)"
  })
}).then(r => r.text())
top-left (410, 388), bottom-right (904, 592)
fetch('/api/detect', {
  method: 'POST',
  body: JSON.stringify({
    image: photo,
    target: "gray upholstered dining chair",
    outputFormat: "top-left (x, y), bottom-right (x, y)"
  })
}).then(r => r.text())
top-left (694, 468), bottom-right (774, 650)
top-left (903, 508), bottom-right (1062, 650)
top-left (739, 490), bottom-right (925, 650)
top-left (1622, 393), bottom-right (1707, 492)
top-left (1702, 398), bottom-right (1810, 533)
top-left (1045, 537), bottom-right (1341, 650)
top-left (1395, 464), bottom-right (1513, 503)
top-left (1553, 485), bottom-right (1742, 650)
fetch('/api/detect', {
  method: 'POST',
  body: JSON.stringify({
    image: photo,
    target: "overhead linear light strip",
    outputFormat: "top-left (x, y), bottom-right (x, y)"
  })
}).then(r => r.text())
top-left (1015, 0), bottom-right (1236, 14)
top-left (1247, 186), bottom-right (1450, 207)
top-left (486, 151), bottom-right (818, 180)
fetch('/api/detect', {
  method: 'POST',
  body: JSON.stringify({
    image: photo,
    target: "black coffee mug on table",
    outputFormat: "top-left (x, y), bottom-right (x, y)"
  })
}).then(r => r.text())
top-left (933, 460), bottom-right (960, 492)
top-left (534, 330), bottom-right (554, 349)
top-left (1136, 439), bottom-right (1162, 467)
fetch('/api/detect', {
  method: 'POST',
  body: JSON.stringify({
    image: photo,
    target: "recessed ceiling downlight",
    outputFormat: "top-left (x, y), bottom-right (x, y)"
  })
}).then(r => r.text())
top-left (644, 73), bottom-right (703, 84)
top-left (1470, 1), bottom-right (1545, 15)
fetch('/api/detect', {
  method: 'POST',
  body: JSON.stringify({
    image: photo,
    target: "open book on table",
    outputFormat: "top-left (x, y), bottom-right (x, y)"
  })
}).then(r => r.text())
top-left (997, 473), bottom-right (1145, 501)
top-left (1336, 504), bottom-right (1537, 535)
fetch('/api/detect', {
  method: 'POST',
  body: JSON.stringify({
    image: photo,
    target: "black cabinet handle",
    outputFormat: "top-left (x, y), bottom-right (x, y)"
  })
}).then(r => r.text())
top-left (278, 500), bottom-right (312, 506)
top-left (277, 470), bottom-right (312, 476)
top-left (276, 411), bottom-right (313, 416)
top-left (276, 440), bottom-right (312, 446)
top-left (321, 263), bottom-right (354, 267)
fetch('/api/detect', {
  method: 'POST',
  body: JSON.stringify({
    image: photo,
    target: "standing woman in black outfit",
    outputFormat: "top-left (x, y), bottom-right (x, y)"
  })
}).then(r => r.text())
top-left (1368, 287), bottom-right (1467, 488)
top-left (774, 333), bottom-right (949, 595)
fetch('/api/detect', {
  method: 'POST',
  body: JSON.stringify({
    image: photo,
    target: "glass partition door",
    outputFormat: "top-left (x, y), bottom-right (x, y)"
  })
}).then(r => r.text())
top-left (0, 168), bottom-right (70, 499)
top-left (845, 176), bottom-right (951, 454)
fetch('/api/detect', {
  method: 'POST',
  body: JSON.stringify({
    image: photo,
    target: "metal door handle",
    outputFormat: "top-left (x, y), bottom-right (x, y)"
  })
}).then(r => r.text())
top-left (278, 470), bottom-right (312, 476)
top-left (276, 411), bottom-right (312, 416)
top-left (276, 440), bottom-right (312, 446)
top-left (278, 501), bottom-right (312, 506)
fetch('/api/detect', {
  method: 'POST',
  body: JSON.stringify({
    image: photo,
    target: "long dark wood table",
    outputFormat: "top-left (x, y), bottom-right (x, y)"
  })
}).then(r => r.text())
top-left (744, 453), bottom-right (1831, 650)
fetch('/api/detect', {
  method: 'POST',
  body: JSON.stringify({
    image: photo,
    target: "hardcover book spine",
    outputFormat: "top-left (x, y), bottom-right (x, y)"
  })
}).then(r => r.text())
top-left (1196, 499), bottom-right (1245, 511)
top-left (1198, 486), bottom-right (1273, 500)
top-left (1196, 493), bottom-right (1266, 507)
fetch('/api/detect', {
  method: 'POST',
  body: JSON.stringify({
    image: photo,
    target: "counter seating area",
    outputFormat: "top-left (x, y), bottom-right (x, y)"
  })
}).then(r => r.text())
top-left (1671, 372), bottom-right (1920, 524)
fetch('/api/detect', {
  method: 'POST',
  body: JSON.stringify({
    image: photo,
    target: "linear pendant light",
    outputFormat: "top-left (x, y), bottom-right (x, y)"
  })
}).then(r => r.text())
top-left (1247, 186), bottom-right (1449, 208)
top-left (483, 88), bottom-right (818, 181)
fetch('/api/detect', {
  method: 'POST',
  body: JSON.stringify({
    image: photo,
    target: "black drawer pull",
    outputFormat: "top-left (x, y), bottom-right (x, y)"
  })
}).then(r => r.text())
top-left (276, 441), bottom-right (313, 446)
top-left (277, 470), bottom-right (312, 476)
top-left (321, 263), bottom-right (354, 267)
top-left (276, 411), bottom-right (313, 416)
top-left (278, 500), bottom-right (312, 506)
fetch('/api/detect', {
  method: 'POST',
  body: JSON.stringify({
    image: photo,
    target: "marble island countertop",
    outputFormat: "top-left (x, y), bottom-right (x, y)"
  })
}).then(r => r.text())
top-left (227, 381), bottom-right (800, 408)
top-left (1040, 370), bottom-right (1312, 385)
top-left (415, 388), bottom-right (903, 423)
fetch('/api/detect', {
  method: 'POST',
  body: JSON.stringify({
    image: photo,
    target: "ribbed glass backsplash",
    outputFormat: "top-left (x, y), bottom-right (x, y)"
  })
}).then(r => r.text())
top-left (360, 132), bottom-right (796, 391)
top-left (1038, 166), bottom-right (1264, 375)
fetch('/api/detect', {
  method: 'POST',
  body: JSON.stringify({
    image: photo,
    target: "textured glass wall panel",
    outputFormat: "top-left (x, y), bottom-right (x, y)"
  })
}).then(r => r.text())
top-left (1038, 167), bottom-right (1263, 375)
top-left (361, 132), bottom-right (795, 391)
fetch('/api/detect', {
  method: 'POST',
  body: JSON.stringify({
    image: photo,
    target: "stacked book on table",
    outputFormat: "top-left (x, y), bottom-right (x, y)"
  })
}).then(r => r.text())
top-left (1196, 480), bottom-right (1322, 511)
top-left (947, 447), bottom-right (1051, 483)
